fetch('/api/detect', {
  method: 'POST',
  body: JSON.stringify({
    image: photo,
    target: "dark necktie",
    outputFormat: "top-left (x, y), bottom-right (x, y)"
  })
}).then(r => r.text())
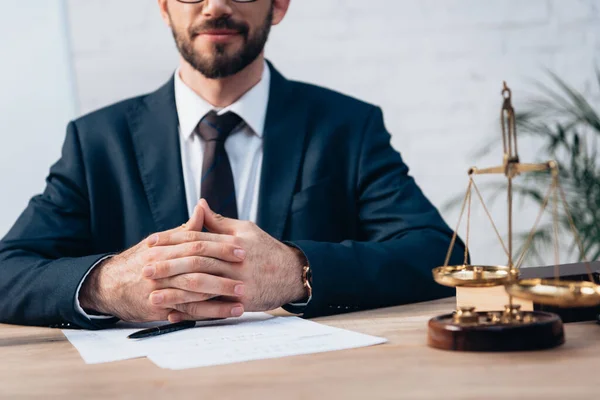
top-left (196, 110), bottom-right (242, 219)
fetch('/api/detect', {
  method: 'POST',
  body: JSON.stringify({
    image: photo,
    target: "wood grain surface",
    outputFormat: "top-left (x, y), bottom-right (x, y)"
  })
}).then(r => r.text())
top-left (1, 298), bottom-right (599, 399)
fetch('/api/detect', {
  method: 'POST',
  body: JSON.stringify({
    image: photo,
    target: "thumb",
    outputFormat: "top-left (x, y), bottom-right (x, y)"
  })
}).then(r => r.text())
top-left (199, 198), bottom-right (237, 235)
top-left (184, 202), bottom-right (205, 232)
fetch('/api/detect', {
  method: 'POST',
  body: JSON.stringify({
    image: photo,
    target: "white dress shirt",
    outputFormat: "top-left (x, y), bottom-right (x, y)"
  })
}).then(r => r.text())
top-left (75, 63), bottom-right (270, 319)
top-left (176, 63), bottom-right (269, 220)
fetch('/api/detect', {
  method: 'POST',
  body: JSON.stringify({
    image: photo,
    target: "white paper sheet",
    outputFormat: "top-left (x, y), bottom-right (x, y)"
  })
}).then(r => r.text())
top-left (62, 313), bottom-right (387, 369)
top-left (62, 312), bottom-right (274, 364)
top-left (148, 317), bottom-right (387, 370)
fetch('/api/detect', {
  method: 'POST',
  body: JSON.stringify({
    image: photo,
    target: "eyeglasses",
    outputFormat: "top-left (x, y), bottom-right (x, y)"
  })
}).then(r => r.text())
top-left (176, 0), bottom-right (258, 3)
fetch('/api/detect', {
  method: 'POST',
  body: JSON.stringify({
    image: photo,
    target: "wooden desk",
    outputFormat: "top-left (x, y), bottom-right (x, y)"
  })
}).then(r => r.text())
top-left (1, 298), bottom-right (599, 399)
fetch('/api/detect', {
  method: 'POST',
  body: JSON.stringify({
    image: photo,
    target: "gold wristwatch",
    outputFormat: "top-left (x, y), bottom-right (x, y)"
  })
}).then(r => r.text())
top-left (302, 265), bottom-right (313, 299)
top-left (286, 264), bottom-right (312, 313)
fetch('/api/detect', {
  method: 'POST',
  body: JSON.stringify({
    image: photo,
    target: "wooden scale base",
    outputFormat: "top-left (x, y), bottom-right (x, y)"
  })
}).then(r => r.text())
top-left (427, 306), bottom-right (565, 352)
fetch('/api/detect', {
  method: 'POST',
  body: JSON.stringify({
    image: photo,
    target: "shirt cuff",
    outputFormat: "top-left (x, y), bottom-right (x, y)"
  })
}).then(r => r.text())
top-left (282, 296), bottom-right (312, 315)
top-left (288, 293), bottom-right (312, 308)
top-left (74, 254), bottom-right (115, 320)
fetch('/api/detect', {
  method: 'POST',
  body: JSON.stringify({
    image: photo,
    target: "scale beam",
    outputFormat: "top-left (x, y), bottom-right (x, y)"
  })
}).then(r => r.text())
top-left (468, 161), bottom-right (556, 177)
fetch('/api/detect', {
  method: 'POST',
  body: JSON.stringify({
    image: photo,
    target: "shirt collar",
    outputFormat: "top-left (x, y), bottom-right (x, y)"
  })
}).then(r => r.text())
top-left (174, 61), bottom-right (270, 140)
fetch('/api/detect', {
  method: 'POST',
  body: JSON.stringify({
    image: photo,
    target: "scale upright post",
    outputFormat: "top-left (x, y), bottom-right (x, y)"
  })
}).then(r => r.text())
top-left (501, 82), bottom-right (518, 314)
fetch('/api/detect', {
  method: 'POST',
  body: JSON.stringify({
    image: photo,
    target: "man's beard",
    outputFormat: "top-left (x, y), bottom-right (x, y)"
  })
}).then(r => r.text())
top-left (170, 8), bottom-right (273, 79)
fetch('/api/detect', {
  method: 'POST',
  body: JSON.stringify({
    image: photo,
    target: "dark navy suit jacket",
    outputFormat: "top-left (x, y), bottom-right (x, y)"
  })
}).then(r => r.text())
top-left (0, 63), bottom-right (462, 329)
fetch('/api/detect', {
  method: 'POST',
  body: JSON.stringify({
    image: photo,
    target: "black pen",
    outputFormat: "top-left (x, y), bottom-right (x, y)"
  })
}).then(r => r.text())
top-left (127, 320), bottom-right (196, 339)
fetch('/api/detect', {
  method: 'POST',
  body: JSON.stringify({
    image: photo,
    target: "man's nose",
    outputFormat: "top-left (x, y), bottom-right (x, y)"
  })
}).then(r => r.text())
top-left (201, 0), bottom-right (234, 19)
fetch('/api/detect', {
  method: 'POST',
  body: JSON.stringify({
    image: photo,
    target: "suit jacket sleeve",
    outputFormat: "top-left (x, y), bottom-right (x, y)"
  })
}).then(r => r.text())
top-left (0, 121), bottom-right (115, 329)
top-left (288, 106), bottom-right (463, 317)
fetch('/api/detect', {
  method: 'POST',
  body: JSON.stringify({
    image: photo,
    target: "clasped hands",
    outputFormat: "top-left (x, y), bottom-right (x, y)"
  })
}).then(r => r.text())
top-left (80, 199), bottom-right (308, 323)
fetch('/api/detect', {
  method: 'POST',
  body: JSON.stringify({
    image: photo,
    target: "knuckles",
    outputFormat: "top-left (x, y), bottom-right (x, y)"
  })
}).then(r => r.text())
top-left (154, 262), bottom-right (170, 277)
top-left (190, 241), bottom-right (205, 254)
top-left (201, 257), bottom-right (215, 271)
top-left (181, 273), bottom-right (199, 291)
top-left (143, 247), bottom-right (161, 263)
top-left (219, 243), bottom-right (229, 258)
top-left (179, 302), bottom-right (199, 315)
top-left (191, 256), bottom-right (204, 271)
top-left (183, 231), bottom-right (197, 243)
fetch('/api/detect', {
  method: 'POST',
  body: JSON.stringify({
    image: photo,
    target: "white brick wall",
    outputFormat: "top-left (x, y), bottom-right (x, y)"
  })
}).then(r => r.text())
top-left (0, 0), bottom-right (76, 237)
top-left (67, 0), bottom-right (600, 266)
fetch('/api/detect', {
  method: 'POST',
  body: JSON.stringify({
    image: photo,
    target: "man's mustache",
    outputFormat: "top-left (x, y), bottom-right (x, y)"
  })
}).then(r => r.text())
top-left (190, 17), bottom-right (249, 37)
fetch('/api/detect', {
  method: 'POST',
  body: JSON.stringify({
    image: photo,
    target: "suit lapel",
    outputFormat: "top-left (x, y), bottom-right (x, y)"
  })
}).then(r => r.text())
top-left (257, 64), bottom-right (309, 239)
top-left (125, 66), bottom-right (308, 237)
top-left (127, 77), bottom-right (189, 232)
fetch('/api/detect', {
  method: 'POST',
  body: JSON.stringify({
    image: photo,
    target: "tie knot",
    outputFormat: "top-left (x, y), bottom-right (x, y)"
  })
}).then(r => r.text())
top-left (197, 111), bottom-right (243, 142)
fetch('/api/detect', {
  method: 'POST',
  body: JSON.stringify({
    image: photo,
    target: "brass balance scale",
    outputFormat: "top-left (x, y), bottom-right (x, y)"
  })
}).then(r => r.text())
top-left (427, 83), bottom-right (600, 352)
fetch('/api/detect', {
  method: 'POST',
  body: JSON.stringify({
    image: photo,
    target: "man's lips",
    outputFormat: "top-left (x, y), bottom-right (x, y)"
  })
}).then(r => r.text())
top-left (201, 29), bottom-right (240, 35)
top-left (198, 29), bottom-right (242, 42)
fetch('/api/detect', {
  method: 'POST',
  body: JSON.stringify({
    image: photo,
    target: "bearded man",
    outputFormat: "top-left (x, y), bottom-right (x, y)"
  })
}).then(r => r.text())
top-left (0, 0), bottom-right (463, 329)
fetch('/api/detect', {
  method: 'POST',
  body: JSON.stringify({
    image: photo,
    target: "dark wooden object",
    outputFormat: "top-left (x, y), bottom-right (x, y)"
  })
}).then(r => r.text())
top-left (427, 261), bottom-right (598, 352)
top-left (428, 312), bottom-right (565, 352)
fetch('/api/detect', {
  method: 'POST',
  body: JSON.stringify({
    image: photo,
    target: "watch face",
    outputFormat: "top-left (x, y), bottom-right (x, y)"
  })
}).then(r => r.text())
top-left (303, 266), bottom-right (312, 282)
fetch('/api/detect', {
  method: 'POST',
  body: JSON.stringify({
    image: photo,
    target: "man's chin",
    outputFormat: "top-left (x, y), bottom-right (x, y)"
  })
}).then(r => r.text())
top-left (192, 59), bottom-right (243, 79)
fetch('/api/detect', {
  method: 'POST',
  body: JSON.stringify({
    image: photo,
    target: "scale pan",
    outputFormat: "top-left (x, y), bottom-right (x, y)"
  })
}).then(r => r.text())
top-left (432, 265), bottom-right (512, 288)
top-left (506, 279), bottom-right (600, 307)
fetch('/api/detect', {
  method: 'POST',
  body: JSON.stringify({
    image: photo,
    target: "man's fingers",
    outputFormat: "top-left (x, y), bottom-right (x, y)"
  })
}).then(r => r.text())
top-left (156, 272), bottom-right (245, 297)
top-left (167, 311), bottom-right (194, 323)
top-left (171, 300), bottom-right (244, 321)
top-left (199, 199), bottom-right (238, 235)
top-left (185, 203), bottom-right (205, 232)
top-left (142, 241), bottom-right (245, 276)
top-left (143, 254), bottom-right (241, 279)
top-left (167, 311), bottom-right (226, 323)
top-left (144, 222), bottom-right (192, 247)
top-left (147, 230), bottom-right (242, 248)
top-left (149, 288), bottom-right (217, 308)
